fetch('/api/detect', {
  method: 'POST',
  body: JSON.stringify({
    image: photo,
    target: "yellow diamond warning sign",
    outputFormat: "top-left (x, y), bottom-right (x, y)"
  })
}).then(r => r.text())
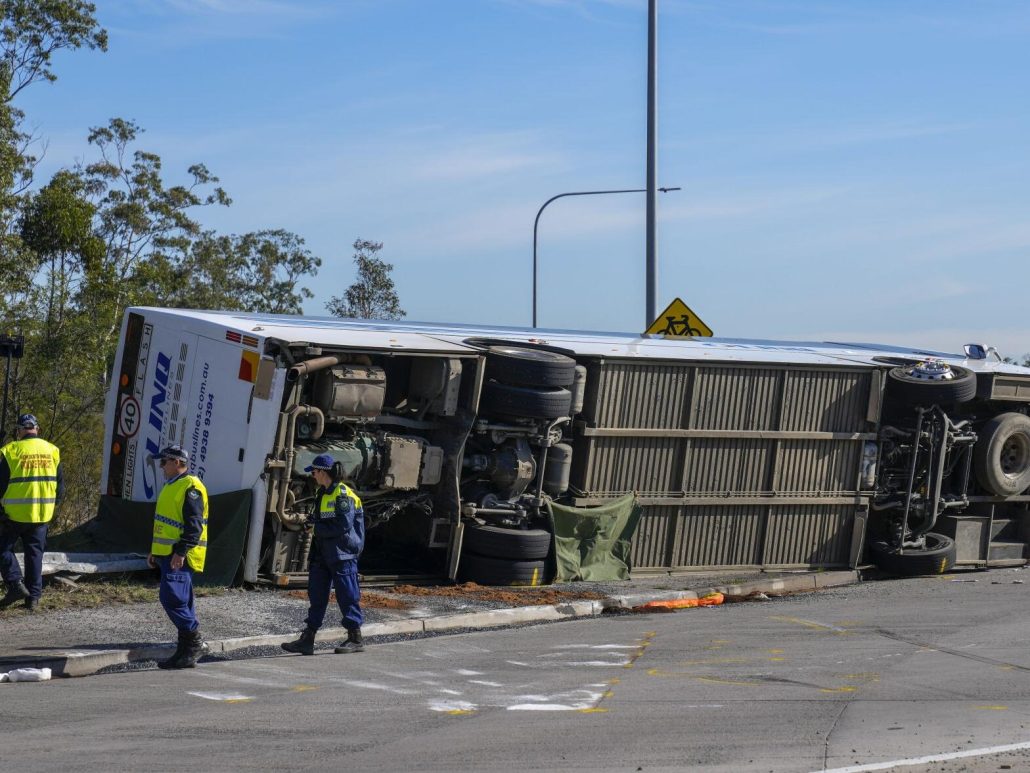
top-left (645, 298), bottom-right (713, 337)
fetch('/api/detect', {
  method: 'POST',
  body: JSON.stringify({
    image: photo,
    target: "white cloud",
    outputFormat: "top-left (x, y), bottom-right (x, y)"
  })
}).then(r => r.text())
top-left (411, 134), bottom-right (563, 182)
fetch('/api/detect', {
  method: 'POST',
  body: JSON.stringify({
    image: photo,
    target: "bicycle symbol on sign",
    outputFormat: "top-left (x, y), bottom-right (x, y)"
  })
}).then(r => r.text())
top-left (658, 314), bottom-right (703, 337)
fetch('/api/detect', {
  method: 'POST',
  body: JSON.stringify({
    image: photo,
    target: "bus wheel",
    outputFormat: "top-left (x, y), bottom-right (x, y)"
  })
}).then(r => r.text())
top-left (868, 532), bottom-right (956, 576)
top-left (458, 553), bottom-right (550, 586)
top-left (484, 346), bottom-right (576, 388)
top-left (463, 523), bottom-right (552, 560)
top-left (481, 381), bottom-right (572, 419)
top-left (886, 362), bottom-right (976, 407)
top-left (973, 412), bottom-right (1030, 496)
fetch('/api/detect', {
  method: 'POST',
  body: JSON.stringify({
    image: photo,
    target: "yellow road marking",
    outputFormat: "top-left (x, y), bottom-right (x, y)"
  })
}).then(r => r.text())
top-left (770, 615), bottom-right (849, 634)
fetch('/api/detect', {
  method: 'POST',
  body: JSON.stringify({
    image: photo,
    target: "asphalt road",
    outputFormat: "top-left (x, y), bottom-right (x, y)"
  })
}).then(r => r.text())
top-left (4, 571), bottom-right (1030, 773)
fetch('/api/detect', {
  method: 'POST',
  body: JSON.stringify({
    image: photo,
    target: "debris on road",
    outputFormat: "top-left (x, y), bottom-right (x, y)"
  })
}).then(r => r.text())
top-left (631, 592), bottom-right (725, 613)
top-left (1, 667), bottom-right (52, 683)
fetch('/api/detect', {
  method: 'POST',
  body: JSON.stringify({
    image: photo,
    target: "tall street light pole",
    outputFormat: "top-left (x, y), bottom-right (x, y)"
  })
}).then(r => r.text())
top-left (645, 0), bottom-right (659, 329)
top-left (532, 187), bottom-right (680, 328)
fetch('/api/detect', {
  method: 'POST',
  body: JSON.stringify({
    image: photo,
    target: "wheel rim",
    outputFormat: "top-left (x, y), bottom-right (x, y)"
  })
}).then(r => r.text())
top-left (905, 359), bottom-right (959, 381)
top-left (1000, 433), bottom-right (1030, 478)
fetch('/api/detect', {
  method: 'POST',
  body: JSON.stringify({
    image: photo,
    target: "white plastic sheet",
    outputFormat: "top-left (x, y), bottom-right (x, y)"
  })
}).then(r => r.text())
top-left (1, 667), bottom-right (52, 683)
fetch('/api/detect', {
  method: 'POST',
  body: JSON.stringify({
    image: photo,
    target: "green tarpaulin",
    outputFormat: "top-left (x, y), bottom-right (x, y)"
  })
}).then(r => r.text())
top-left (546, 494), bottom-right (641, 582)
top-left (69, 490), bottom-right (252, 587)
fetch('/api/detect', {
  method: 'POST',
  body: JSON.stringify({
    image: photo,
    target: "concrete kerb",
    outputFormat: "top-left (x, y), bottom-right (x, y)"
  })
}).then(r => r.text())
top-left (2, 571), bottom-right (860, 680)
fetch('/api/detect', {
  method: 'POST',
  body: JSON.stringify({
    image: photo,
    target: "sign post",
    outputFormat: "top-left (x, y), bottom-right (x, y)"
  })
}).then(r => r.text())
top-left (0, 333), bottom-right (25, 434)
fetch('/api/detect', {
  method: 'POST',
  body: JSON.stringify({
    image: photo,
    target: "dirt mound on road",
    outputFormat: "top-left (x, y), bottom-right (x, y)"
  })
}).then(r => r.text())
top-left (388, 582), bottom-right (606, 607)
top-left (287, 590), bottom-right (414, 610)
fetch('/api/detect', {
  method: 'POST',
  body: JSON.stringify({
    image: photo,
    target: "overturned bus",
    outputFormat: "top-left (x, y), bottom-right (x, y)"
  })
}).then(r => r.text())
top-left (98, 307), bottom-right (1030, 585)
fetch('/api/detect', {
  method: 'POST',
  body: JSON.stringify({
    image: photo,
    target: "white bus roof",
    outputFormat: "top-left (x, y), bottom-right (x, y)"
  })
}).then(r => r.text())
top-left (130, 307), bottom-right (1030, 375)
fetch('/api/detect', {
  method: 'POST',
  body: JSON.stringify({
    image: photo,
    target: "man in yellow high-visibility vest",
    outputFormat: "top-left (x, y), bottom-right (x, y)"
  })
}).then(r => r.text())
top-left (146, 444), bottom-right (209, 669)
top-left (0, 414), bottom-right (63, 612)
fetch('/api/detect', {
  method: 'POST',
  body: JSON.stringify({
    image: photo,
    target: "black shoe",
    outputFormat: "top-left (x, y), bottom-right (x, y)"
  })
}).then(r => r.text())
top-left (334, 628), bottom-right (364, 654)
top-left (0, 581), bottom-right (29, 609)
top-left (24, 596), bottom-right (38, 612)
top-left (281, 627), bottom-right (317, 656)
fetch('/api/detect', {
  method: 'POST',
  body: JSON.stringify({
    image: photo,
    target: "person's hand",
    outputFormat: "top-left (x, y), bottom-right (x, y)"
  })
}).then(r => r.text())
top-left (147, 553), bottom-right (157, 569)
top-left (170, 553), bottom-right (185, 570)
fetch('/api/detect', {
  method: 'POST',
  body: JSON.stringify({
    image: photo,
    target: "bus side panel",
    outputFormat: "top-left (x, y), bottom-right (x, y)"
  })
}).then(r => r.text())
top-left (181, 333), bottom-right (276, 492)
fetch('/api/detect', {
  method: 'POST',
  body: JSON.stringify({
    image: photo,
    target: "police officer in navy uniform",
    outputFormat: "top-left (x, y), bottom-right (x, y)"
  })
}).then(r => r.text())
top-left (282, 453), bottom-right (366, 656)
top-left (147, 444), bottom-right (209, 669)
top-left (0, 414), bottom-right (63, 612)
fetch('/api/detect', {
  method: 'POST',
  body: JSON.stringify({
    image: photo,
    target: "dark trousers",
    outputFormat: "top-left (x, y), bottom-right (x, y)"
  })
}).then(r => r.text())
top-left (158, 555), bottom-right (199, 633)
top-left (0, 520), bottom-right (48, 600)
top-left (305, 553), bottom-right (363, 632)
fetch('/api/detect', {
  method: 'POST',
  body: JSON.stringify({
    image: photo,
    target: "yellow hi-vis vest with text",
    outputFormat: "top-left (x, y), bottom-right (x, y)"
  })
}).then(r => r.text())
top-left (151, 474), bottom-right (209, 572)
top-left (1, 436), bottom-right (60, 524)
top-left (319, 482), bottom-right (362, 517)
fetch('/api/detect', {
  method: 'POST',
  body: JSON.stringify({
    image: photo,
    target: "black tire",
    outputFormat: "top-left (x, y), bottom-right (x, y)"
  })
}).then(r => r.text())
top-left (463, 522), bottom-right (552, 560)
top-left (886, 364), bottom-right (976, 407)
top-left (868, 532), bottom-right (956, 576)
top-left (458, 553), bottom-right (549, 586)
top-left (973, 413), bottom-right (1030, 496)
top-left (484, 346), bottom-right (576, 388)
top-left (481, 381), bottom-right (572, 419)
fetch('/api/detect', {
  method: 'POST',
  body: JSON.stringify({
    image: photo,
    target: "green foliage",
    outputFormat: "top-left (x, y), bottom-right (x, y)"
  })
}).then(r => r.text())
top-left (173, 229), bottom-right (321, 314)
top-left (0, 0), bottom-right (108, 101)
top-left (326, 239), bottom-right (405, 320)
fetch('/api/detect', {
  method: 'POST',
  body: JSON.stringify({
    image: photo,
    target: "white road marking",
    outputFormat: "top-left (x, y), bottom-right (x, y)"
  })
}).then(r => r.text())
top-left (507, 703), bottom-right (587, 711)
top-left (456, 669), bottom-right (482, 675)
top-left (232, 662), bottom-right (419, 695)
top-left (468, 680), bottom-right (503, 687)
top-left (195, 670), bottom-right (291, 688)
top-left (508, 689), bottom-right (604, 711)
top-left (815, 739), bottom-right (1030, 773)
top-left (429, 700), bottom-right (476, 713)
top-left (187, 691), bottom-right (254, 702)
top-left (550, 644), bottom-right (638, 650)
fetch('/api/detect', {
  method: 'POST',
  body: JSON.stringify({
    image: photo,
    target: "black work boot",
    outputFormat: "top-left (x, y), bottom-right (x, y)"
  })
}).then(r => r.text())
top-left (281, 627), bottom-right (317, 655)
top-left (177, 630), bottom-right (207, 669)
top-left (158, 630), bottom-right (189, 670)
top-left (0, 580), bottom-right (29, 609)
top-left (24, 596), bottom-right (39, 612)
top-left (158, 629), bottom-right (207, 670)
top-left (334, 628), bottom-right (364, 654)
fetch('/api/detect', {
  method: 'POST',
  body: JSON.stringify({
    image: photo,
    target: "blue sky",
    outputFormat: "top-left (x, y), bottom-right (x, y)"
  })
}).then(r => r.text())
top-left (18, 0), bottom-right (1030, 355)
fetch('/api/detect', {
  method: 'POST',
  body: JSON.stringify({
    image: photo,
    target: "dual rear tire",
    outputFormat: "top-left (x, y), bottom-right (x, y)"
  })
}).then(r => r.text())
top-left (458, 522), bottom-right (553, 586)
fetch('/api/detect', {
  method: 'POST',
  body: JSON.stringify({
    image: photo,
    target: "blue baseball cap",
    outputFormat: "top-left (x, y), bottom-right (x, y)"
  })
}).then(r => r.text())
top-left (16, 414), bottom-right (38, 429)
top-left (304, 453), bottom-right (335, 472)
top-left (149, 444), bottom-right (189, 463)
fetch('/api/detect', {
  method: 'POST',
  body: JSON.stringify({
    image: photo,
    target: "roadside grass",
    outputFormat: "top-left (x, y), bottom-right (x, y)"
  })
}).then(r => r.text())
top-left (0, 573), bottom-right (226, 617)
